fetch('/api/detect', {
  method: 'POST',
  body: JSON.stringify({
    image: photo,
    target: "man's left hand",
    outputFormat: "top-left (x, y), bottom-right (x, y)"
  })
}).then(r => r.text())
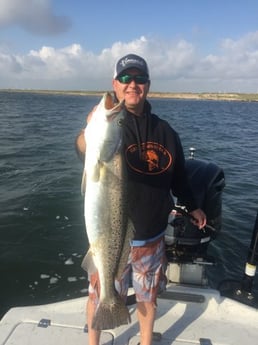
top-left (189, 209), bottom-right (207, 229)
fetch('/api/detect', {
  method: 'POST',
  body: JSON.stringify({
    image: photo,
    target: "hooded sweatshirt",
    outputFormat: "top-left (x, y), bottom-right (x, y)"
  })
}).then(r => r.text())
top-left (122, 100), bottom-right (197, 241)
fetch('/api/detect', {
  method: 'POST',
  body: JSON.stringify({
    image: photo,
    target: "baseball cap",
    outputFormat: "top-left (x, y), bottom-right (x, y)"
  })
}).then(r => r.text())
top-left (113, 54), bottom-right (149, 79)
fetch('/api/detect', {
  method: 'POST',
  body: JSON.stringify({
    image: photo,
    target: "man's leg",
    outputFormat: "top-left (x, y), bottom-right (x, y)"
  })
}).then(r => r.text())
top-left (86, 272), bottom-right (101, 345)
top-left (131, 237), bottom-right (167, 345)
top-left (87, 299), bottom-right (101, 345)
top-left (137, 301), bottom-right (156, 345)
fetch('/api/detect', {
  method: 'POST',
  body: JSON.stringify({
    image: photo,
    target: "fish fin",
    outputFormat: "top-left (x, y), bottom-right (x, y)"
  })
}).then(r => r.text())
top-left (81, 249), bottom-right (97, 275)
top-left (81, 162), bottom-right (101, 195)
top-left (116, 219), bottom-right (135, 280)
top-left (91, 163), bottom-right (101, 181)
top-left (86, 161), bottom-right (102, 182)
top-left (92, 295), bottom-right (131, 330)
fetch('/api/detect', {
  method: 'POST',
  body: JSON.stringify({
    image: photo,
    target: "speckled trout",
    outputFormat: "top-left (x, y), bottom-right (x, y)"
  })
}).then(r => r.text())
top-left (81, 92), bottom-right (133, 330)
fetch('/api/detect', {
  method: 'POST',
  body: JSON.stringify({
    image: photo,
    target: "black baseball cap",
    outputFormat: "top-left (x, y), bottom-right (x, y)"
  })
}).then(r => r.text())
top-left (113, 54), bottom-right (149, 78)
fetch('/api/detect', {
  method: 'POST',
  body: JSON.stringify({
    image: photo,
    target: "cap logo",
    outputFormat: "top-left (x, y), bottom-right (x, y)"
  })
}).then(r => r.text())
top-left (120, 57), bottom-right (145, 68)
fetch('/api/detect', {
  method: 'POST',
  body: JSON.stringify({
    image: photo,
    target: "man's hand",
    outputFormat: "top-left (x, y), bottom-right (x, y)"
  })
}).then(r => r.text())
top-left (75, 106), bottom-right (97, 161)
top-left (189, 208), bottom-right (207, 229)
top-left (75, 129), bottom-right (86, 161)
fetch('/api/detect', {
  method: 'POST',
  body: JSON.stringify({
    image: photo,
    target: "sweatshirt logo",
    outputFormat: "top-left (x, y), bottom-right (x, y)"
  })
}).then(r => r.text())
top-left (125, 142), bottom-right (172, 175)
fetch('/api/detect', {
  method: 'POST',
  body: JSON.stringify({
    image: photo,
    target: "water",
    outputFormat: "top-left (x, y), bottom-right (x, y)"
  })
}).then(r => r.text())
top-left (1, 91), bottom-right (258, 317)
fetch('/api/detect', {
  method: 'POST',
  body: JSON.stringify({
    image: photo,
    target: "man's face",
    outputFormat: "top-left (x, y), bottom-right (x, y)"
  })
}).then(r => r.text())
top-left (112, 68), bottom-right (150, 115)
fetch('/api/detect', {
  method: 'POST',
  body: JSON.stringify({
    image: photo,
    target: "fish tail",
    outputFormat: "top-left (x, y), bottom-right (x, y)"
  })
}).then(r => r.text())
top-left (92, 295), bottom-right (131, 330)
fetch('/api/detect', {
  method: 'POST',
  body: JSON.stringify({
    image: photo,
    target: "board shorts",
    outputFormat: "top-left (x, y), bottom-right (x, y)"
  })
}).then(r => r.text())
top-left (88, 236), bottom-right (167, 305)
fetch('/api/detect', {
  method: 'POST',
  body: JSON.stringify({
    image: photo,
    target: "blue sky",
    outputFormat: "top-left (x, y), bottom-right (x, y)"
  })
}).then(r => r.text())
top-left (1, 0), bottom-right (258, 92)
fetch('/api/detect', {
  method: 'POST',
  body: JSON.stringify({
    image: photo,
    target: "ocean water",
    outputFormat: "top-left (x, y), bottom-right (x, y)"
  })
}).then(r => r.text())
top-left (1, 91), bottom-right (258, 317)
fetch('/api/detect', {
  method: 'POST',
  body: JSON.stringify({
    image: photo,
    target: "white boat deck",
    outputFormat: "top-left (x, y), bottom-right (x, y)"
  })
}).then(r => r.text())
top-left (1, 283), bottom-right (258, 345)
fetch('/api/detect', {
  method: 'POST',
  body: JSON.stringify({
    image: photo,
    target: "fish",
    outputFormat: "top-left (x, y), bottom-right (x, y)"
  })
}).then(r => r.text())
top-left (81, 92), bottom-right (133, 331)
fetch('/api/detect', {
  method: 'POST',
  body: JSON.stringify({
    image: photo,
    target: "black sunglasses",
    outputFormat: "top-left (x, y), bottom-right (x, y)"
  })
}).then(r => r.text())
top-left (116, 74), bottom-right (149, 85)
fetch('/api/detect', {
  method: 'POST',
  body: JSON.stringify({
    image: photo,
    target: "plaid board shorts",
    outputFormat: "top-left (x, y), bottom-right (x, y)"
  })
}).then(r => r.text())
top-left (88, 236), bottom-right (167, 305)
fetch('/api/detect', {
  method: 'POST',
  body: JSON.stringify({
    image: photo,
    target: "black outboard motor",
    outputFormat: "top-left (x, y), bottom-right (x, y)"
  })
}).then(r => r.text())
top-left (166, 149), bottom-right (225, 263)
top-left (165, 149), bottom-right (225, 285)
top-left (182, 157), bottom-right (225, 238)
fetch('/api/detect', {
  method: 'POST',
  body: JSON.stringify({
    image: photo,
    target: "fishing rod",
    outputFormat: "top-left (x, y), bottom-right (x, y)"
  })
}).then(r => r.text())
top-left (173, 204), bottom-right (216, 233)
top-left (237, 210), bottom-right (258, 298)
top-left (219, 210), bottom-right (258, 307)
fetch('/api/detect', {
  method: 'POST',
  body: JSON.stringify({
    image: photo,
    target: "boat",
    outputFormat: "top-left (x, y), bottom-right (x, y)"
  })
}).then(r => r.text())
top-left (1, 149), bottom-right (258, 345)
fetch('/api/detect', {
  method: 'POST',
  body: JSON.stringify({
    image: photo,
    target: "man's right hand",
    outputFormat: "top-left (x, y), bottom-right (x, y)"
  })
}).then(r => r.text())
top-left (75, 106), bottom-right (97, 161)
top-left (75, 129), bottom-right (86, 161)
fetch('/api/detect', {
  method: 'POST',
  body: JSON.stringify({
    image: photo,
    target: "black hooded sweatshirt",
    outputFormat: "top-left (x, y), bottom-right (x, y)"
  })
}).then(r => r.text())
top-left (122, 100), bottom-right (197, 241)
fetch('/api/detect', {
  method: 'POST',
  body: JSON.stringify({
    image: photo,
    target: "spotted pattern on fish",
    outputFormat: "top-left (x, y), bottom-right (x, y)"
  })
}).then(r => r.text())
top-left (81, 92), bottom-right (133, 330)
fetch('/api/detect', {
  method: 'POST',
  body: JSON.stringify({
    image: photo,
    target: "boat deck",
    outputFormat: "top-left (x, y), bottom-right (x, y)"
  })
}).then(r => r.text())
top-left (1, 284), bottom-right (258, 345)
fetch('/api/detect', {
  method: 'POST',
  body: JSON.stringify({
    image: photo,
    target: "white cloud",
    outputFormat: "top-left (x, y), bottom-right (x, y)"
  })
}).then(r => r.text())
top-left (0, 0), bottom-right (71, 35)
top-left (1, 33), bottom-right (258, 92)
top-left (197, 31), bottom-right (258, 81)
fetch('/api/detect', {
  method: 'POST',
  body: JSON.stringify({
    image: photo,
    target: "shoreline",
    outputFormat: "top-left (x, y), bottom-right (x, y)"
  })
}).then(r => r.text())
top-left (1, 89), bottom-right (258, 102)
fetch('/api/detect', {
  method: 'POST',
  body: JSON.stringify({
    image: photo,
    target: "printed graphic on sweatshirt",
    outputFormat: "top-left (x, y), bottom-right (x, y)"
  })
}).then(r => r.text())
top-left (125, 142), bottom-right (172, 175)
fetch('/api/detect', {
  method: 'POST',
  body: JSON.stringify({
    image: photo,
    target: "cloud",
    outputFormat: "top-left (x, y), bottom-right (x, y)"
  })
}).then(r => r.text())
top-left (195, 31), bottom-right (258, 81)
top-left (0, 0), bottom-right (71, 35)
top-left (1, 33), bottom-right (258, 92)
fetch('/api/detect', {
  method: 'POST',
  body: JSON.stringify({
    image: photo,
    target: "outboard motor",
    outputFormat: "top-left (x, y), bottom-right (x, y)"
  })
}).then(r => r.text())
top-left (165, 148), bottom-right (225, 285)
top-left (182, 156), bottom-right (225, 237)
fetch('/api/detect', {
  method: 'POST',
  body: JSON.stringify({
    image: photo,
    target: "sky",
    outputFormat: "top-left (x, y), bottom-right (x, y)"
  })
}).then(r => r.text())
top-left (1, 0), bottom-right (258, 92)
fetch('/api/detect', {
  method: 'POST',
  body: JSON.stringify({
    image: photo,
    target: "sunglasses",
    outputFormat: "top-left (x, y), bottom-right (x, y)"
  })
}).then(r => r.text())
top-left (116, 74), bottom-right (149, 84)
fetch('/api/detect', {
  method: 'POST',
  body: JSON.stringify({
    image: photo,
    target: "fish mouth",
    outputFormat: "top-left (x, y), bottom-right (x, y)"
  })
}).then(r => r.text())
top-left (104, 92), bottom-right (115, 110)
top-left (104, 92), bottom-right (124, 110)
top-left (103, 92), bottom-right (125, 121)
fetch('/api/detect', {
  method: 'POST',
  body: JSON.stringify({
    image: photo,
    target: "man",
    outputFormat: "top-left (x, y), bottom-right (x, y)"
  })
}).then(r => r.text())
top-left (76, 54), bottom-right (206, 345)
